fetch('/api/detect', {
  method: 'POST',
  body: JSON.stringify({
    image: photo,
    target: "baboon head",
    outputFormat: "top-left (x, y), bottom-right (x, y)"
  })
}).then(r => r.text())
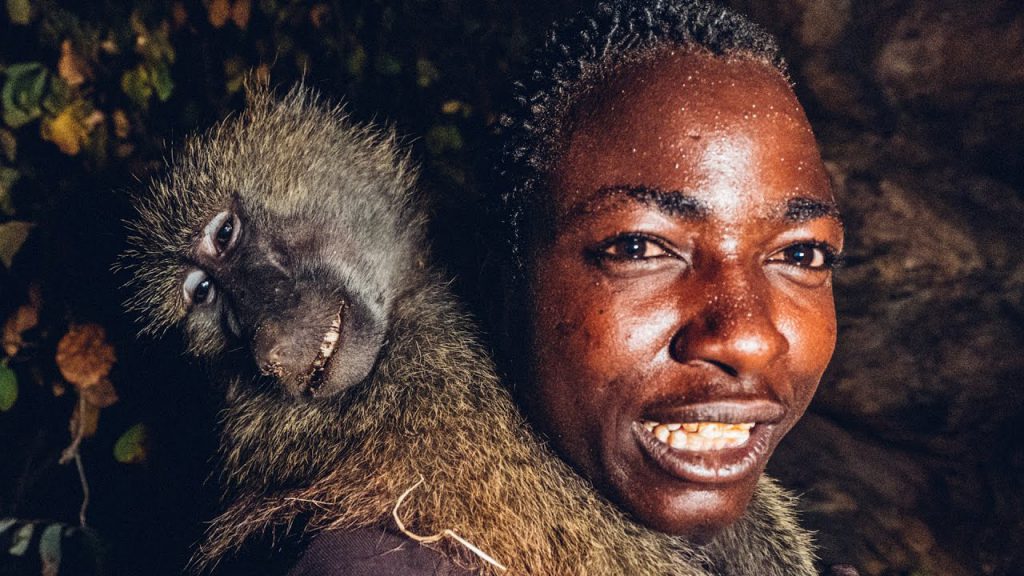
top-left (122, 86), bottom-right (425, 397)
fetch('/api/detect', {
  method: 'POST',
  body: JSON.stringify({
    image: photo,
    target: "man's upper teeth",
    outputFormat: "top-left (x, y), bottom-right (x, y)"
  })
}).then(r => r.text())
top-left (642, 420), bottom-right (754, 450)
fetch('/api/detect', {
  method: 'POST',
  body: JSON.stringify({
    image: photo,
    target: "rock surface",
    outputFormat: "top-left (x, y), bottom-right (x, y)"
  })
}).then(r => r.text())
top-left (727, 1), bottom-right (1024, 574)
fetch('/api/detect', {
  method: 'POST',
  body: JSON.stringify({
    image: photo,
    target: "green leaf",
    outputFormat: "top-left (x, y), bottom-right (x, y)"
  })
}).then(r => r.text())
top-left (5, 0), bottom-right (31, 25)
top-left (425, 124), bottom-right (463, 154)
top-left (114, 423), bottom-right (148, 464)
top-left (41, 76), bottom-right (72, 116)
top-left (150, 61), bottom-right (174, 102)
top-left (378, 53), bottom-right (402, 76)
top-left (6, 104), bottom-right (36, 130)
top-left (416, 59), bottom-right (439, 88)
top-left (0, 365), bottom-right (17, 412)
top-left (120, 66), bottom-right (152, 109)
top-left (347, 46), bottom-right (367, 77)
top-left (8, 522), bottom-right (31, 556)
top-left (1, 63), bottom-right (49, 129)
top-left (39, 523), bottom-right (63, 572)
top-left (0, 167), bottom-right (17, 216)
top-left (0, 220), bottom-right (32, 269)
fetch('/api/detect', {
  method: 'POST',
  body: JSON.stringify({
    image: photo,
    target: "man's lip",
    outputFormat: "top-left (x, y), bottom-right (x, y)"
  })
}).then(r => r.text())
top-left (632, 421), bottom-right (776, 484)
top-left (632, 400), bottom-right (784, 484)
top-left (642, 399), bottom-right (785, 425)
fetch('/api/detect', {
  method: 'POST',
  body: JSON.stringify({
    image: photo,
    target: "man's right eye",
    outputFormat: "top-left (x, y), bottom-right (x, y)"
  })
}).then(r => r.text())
top-left (184, 270), bottom-right (216, 305)
top-left (597, 234), bottom-right (670, 260)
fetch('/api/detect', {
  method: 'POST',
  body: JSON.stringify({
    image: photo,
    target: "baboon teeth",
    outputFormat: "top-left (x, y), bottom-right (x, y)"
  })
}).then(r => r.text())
top-left (311, 311), bottom-right (343, 371)
top-left (306, 310), bottom-right (343, 394)
top-left (641, 420), bottom-right (755, 451)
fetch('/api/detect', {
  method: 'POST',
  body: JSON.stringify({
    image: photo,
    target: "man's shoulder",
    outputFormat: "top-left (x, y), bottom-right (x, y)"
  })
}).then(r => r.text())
top-left (286, 526), bottom-right (475, 576)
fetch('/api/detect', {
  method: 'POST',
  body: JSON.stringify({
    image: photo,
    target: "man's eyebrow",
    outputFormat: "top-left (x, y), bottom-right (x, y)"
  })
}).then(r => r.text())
top-left (563, 185), bottom-right (709, 223)
top-left (783, 197), bottom-right (843, 224)
top-left (561, 187), bottom-right (842, 226)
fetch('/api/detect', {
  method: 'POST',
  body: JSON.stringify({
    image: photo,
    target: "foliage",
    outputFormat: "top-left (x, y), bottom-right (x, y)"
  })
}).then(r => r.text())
top-left (0, 364), bottom-right (16, 411)
top-left (0, 518), bottom-right (106, 575)
top-left (0, 1), bottom-right (576, 573)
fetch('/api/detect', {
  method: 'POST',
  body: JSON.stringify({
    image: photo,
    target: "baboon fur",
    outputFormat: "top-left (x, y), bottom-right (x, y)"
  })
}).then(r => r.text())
top-left (123, 86), bottom-right (818, 575)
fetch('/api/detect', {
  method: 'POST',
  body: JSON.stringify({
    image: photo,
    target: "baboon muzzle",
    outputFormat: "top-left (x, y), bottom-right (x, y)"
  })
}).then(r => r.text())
top-left (250, 302), bottom-right (345, 396)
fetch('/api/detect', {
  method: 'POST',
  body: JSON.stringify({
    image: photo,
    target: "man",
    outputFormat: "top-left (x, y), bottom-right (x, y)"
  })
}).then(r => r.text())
top-left (493, 0), bottom-right (853, 572)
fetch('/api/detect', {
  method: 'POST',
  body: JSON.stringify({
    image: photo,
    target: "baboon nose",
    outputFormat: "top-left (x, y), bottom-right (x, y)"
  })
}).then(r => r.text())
top-left (258, 345), bottom-right (287, 377)
top-left (252, 323), bottom-right (294, 377)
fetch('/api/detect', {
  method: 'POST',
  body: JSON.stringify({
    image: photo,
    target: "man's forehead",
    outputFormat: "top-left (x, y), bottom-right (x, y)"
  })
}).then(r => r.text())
top-left (574, 49), bottom-right (803, 129)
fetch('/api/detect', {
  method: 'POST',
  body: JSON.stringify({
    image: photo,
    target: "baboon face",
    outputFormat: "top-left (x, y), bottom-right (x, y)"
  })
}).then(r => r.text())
top-left (523, 51), bottom-right (843, 537)
top-left (176, 197), bottom-right (386, 397)
top-left (124, 89), bottom-right (423, 398)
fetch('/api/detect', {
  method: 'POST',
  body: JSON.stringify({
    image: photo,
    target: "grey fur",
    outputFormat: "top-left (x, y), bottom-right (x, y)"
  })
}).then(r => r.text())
top-left (122, 85), bottom-right (817, 575)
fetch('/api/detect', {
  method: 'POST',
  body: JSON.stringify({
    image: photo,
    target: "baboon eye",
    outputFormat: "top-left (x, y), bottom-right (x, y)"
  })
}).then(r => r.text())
top-left (216, 219), bottom-right (233, 247)
top-left (184, 270), bottom-right (216, 306)
top-left (194, 279), bottom-right (213, 303)
top-left (203, 211), bottom-right (240, 256)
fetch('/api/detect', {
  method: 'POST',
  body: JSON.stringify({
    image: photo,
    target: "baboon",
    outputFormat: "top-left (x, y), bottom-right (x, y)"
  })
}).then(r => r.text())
top-left (121, 85), bottom-right (817, 575)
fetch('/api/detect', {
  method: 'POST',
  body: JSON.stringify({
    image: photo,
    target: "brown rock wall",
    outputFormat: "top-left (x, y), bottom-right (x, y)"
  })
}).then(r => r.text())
top-left (729, 1), bottom-right (1024, 574)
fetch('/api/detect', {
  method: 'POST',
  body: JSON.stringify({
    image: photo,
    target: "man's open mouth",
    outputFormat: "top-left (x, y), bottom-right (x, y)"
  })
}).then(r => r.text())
top-left (632, 401), bottom-right (785, 483)
top-left (641, 420), bottom-right (755, 451)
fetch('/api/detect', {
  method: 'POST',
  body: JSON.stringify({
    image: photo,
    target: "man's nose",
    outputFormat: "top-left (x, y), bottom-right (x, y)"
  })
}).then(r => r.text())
top-left (669, 266), bottom-right (788, 377)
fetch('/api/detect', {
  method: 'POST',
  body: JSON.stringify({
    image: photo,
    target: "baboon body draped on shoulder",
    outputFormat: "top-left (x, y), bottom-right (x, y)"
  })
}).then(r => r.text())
top-left (121, 86), bottom-right (816, 575)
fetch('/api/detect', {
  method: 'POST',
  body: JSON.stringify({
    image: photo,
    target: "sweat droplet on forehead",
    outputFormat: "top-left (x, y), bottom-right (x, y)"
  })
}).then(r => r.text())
top-left (694, 133), bottom-right (755, 218)
top-left (720, 236), bottom-right (740, 255)
top-left (553, 50), bottom-right (832, 219)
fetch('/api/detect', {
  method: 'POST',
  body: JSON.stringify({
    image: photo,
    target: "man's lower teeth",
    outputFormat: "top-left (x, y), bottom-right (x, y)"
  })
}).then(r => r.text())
top-left (643, 421), bottom-right (753, 450)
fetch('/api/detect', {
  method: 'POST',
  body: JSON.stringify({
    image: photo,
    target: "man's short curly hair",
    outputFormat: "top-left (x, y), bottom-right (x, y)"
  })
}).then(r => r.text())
top-left (496, 0), bottom-right (788, 269)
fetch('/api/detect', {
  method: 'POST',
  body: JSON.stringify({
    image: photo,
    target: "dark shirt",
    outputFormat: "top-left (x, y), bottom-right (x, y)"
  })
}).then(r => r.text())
top-left (286, 526), bottom-right (474, 576)
top-left (286, 526), bottom-right (860, 576)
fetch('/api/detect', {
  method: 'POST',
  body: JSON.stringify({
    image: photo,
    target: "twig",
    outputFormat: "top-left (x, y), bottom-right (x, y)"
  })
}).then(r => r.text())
top-left (59, 395), bottom-right (90, 528)
top-left (73, 452), bottom-right (89, 527)
top-left (391, 476), bottom-right (507, 572)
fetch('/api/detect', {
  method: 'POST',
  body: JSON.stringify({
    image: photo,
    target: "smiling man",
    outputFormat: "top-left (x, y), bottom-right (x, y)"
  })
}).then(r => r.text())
top-left (496, 0), bottom-right (846, 567)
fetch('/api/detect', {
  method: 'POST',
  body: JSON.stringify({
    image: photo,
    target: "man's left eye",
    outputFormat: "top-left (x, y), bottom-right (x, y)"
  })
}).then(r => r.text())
top-left (772, 243), bottom-right (837, 269)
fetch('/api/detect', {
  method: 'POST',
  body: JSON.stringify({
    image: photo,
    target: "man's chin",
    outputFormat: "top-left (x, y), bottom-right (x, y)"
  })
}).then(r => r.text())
top-left (614, 474), bottom-right (759, 540)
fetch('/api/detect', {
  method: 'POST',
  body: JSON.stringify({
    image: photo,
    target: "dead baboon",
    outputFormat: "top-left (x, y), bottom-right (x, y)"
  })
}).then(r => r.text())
top-left (120, 85), bottom-right (816, 575)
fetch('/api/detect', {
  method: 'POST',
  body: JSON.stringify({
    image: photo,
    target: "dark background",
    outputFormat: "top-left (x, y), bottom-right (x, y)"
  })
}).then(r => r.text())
top-left (1, 1), bottom-right (1021, 575)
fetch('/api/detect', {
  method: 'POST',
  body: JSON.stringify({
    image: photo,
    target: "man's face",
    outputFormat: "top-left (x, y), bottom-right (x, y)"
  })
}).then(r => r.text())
top-left (523, 50), bottom-right (843, 537)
